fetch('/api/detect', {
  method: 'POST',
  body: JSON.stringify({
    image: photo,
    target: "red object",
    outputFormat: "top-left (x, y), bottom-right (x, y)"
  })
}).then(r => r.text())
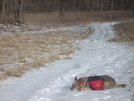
top-left (88, 76), bottom-right (104, 90)
top-left (80, 83), bottom-right (83, 88)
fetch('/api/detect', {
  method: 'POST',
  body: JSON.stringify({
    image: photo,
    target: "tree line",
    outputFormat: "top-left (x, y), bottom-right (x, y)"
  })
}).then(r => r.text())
top-left (0, 0), bottom-right (134, 24)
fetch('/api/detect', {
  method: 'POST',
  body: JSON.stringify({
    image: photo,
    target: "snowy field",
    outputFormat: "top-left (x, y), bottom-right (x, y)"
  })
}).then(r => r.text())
top-left (0, 22), bottom-right (134, 101)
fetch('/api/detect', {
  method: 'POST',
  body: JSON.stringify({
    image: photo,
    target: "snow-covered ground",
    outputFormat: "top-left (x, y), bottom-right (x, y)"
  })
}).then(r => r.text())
top-left (0, 23), bottom-right (134, 101)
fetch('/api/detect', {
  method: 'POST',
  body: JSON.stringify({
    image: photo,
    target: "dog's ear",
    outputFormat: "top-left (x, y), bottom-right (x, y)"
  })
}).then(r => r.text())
top-left (74, 76), bottom-right (77, 81)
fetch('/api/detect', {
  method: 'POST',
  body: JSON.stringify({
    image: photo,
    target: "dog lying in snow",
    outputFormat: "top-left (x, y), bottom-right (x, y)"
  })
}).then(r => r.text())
top-left (71, 75), bottom-right (126, 91)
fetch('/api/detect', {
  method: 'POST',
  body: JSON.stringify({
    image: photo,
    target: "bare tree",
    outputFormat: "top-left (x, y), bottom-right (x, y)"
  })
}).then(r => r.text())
top-left (111, 0), bottom-right (114, 11)
top-left (75, 0), bottom-right (79, 11)
top-left (0, 0), bottom-right (2, 14)
top-left (17, 0), bottom-right (24, 23)
top-left (2, 0), bottom-right (23, 24)
top-left (59, 0), bottom-right (64, 15)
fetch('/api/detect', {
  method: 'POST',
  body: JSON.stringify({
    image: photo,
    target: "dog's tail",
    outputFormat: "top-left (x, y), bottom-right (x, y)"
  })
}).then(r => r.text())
top-left (115, 84), bottom-right (127, 88)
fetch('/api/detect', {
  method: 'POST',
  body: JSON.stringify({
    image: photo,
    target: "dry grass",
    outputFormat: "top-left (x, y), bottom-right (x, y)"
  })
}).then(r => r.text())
top-left (109, 21), bottom-right (134, 44)
top-left (24, 11), bottom-right (134, 26)
top-left (0, 26), bottom-right (93, 80)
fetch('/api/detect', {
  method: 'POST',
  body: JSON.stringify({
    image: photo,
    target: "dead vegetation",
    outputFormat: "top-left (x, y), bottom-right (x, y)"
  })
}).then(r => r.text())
top-left (24, 11), bottom-right (134, 26)
top-left (0, 26), bottom-right (93, 80)
top-left (109, 21), bottom-right (134, 44)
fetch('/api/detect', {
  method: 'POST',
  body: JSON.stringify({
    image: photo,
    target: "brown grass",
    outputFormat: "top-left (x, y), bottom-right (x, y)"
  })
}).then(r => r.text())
top-left (109, 21), bottom-right (134, 44)
top-left (24, 11), bottom-right (134, 26)
top-left (0, 26), bottom-right (93, 80)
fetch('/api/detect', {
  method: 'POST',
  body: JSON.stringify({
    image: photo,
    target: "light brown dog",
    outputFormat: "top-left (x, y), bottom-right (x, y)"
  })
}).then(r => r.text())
top-left (71, 75), bottom-right (126, 91)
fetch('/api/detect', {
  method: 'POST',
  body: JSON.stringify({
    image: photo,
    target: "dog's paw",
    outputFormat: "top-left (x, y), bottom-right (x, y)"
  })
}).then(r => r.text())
top-left (121, 84), bottom-right (127, 88)
top-left (80, 87), bottom-right (90, 91)
top-left (77, 88), bottom-right (82, 91)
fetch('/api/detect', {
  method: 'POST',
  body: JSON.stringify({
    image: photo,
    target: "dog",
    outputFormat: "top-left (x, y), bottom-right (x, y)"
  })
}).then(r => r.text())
top-left (71, 75), bottom-right (126, 91)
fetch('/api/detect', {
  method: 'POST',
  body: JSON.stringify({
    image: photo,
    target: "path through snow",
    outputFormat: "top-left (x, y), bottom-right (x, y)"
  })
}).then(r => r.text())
top-left (0, 23), bottom-right (134, 101)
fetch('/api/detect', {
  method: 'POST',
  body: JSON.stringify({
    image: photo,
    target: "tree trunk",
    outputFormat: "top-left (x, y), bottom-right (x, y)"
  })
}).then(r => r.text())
top-left (54, 0), bottom-right (57, 11)
top-left (111, 0), bottom-right (114, 11)
top-left (75, 0), bottom-right (78, 11)
top-left (2, 0), bottom-right (23, 24)
top-left (86, 0), bottom-right (89, 11)
top-left (91, 0), bottom-right (97, 11)
top-left (101, 0), bottom-right (103, 12)
top-left (51, 0), bottom-right (54, 12)
top-left (2, 0), bottom-right (8, 24)
top-left (18, 0), bottom-right (23, 23)
top-left (59, 0), bottom-right (64, 16)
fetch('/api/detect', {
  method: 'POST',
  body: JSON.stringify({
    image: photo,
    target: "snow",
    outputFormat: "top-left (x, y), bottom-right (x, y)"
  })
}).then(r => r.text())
top-left (0, 23), bottom-right (89, 35)
top-left (0, 22), bottom-right (134, 101)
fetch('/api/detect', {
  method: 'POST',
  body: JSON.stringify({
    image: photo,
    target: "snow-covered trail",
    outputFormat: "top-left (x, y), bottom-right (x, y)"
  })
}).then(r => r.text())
top-left (0, 23), bottom-right (134, 101)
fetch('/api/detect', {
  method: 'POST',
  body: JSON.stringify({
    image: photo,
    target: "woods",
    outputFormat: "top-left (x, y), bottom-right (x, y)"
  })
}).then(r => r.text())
top-left (1, 0), bottom-right (23, 24)
top-left (0, 0), bottom-right (134, 24)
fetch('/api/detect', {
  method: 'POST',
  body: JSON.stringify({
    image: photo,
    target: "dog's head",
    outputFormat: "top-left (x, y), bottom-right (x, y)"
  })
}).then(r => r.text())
top-left (71, 76), bottom-right (82, 91)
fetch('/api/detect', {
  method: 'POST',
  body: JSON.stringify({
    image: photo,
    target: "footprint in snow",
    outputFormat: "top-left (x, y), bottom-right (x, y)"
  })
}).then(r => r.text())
top-left (73, 93), bottom-right (83, 96)
top-left (106, 69), bottom-right (114, 73)
top-left (115, 73), bottom-right (122, 76)
top-left (116, 66), bottom-right (122, 68)
top-left (94, 98), bottom-right (100, 101)
top-left (51, 89), bottom-right (61, 93)
top-left (103, 96), bottom-right (111, 99)
top-left (104, 91), bottom-right (109, 94)
top-left (39, 88), bottom-right (51, 93)
top-left (105, 66), bottom-right (110, 68)
top-left (28, 96), bottom-right (50, 101)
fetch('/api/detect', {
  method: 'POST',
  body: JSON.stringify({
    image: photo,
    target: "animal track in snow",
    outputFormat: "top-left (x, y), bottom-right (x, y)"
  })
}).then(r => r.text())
top-left (105, 66), bottom-right (110, 68)
top-left (106, 69), bottom-right (114, 73)
top-left (73, 93), bottom-right (83, 96)
top-left (94, 98), bottom-right (100, 101)
top-left (38, 88), bottom-right (51, 93)
top-left (103, 96), bottom-right (111, 99)
top-left (104, 91), bottom-right (110, 94)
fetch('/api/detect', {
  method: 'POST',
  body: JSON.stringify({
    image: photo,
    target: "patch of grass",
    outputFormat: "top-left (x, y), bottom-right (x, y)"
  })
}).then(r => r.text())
top-left (59, 47), bottom-right (75, 55)
top-left (0, 25), bottom-right (93, 80)
top-left (0, 75), bottom-right (7, 80)
top-left (24, 11), bottom-right (134, 26)
top-left (5, 68), bottom-right (25, 77)
top-left (109, 21), bottom-right (134, 44)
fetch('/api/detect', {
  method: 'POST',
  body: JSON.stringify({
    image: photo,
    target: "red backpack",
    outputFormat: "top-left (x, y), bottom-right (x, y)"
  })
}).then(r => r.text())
top-left (88, 75), bottom-right (104, 90)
